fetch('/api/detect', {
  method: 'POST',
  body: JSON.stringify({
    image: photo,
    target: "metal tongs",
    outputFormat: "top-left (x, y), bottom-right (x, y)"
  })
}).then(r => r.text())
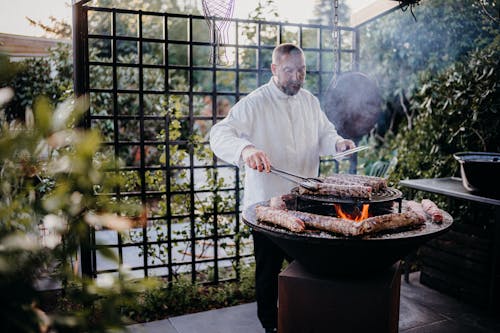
top-left (269, 166), bottom-right (320, 192)
top-left (331, 145), bottom-right (370, 161)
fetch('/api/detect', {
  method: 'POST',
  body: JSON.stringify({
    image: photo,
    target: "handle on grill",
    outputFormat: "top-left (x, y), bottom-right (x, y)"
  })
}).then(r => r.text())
top-left (270, 166), bottom-right (323, 183)
top-left (269, 167), bottom-right (318, 191)
top-left (331, 145), bottom-right (370, 160)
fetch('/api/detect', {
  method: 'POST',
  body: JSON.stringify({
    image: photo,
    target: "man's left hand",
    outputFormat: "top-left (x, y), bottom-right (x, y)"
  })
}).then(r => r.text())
top-left (335, 139), bottom-right (356, 152)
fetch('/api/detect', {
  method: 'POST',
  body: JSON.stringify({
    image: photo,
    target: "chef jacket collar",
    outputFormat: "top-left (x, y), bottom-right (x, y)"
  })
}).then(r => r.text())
top-left (269, 77), bottom-right (299, 100)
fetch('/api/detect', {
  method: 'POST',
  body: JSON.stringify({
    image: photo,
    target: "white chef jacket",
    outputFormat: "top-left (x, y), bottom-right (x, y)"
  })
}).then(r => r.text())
top-left (209, 78), bottom-right (344, 209)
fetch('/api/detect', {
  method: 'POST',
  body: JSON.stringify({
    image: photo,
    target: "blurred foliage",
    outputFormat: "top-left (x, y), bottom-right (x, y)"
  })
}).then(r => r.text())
top-left (0, 43), bottom-right (72, 122)
top-left (0, 77), bottom-right (150, 332)
top-left (27, 16), bottom-right (72, 39)
top-left (1, 2), bottom-right (250, 328)
top-left (311, 0), bottom-right (350, 26)
top-left (350, 0), bottom-right (499, 171)
top-left (389, 35), bottom-right (500, 183)
top-left (359, 0), bottom-right (498, 109)
top-left (120, 263), bottom-right (256, 323)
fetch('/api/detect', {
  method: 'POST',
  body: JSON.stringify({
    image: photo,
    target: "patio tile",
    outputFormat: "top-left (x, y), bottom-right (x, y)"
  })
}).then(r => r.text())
top-left (125, 272), bottom-right (500, 333)
top-left (401, 272), bottom-right (476, 315)
top-left (401, 272), bottom-right (500, 332)
top-left (125, 318), bottom-right (178, 333)
top-left (169, 302), bottom-right (261, 333)
top-left (401, 319), bottom-right (497, 333)
top-left (399, 292), bottom-right (447, 332)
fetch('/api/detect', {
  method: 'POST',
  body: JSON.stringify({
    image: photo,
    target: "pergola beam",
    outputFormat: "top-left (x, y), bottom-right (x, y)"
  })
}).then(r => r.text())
top-left (350, 0), bottom-right (400, 28)
top-left (0, 33), bottom-right (68, 58)
top-left (72, 0), bottom-right (92, 5)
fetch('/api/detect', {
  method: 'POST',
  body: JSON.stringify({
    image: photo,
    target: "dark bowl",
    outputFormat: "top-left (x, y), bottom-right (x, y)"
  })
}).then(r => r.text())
top-left (453, 152), bottom-right (500, 196)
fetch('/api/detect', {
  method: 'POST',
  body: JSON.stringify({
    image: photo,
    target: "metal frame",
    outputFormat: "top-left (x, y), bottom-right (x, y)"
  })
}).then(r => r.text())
top-left (73, 2), bottom-right (359, 284)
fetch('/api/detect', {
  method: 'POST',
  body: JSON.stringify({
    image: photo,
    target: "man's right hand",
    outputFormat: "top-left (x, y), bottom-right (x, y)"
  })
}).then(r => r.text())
top-left (241, 146), bottom-right (271, 172)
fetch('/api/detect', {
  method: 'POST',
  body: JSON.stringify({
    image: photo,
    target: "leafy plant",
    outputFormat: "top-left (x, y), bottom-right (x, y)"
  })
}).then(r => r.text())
top-left (121, 262), bottom-right (256, 323)
top-left (0, 57), bottom-right (151, 331)
top-left (356, 0), bottom-right (499, 153)
top-left (389, 35), bottom-right (500, 183)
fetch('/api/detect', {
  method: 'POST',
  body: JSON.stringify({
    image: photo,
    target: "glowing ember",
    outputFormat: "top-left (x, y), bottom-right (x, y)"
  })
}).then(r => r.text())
top-left (334, 204), bottom-right (371, 222)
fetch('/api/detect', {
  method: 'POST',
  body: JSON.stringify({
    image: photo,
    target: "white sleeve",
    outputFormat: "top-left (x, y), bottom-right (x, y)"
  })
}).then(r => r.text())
top-left (317, 102), bottom-right (344, 156)
top-left (209, 102), bottom-right (254, 167)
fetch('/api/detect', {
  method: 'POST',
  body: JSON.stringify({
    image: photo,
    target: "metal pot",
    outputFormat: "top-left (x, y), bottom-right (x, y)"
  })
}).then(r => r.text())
top-left (322, 72), bottom-right (383, 141)
top-left (453, 152), bottom-right (500, 196)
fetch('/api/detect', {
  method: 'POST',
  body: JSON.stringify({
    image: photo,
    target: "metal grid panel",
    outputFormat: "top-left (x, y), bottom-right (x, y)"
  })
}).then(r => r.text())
top-left (73, 3), bottom-right (358, 284)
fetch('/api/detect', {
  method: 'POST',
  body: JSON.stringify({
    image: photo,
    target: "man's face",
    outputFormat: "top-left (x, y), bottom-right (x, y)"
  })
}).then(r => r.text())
top-left (272, 53), bottom-right (306, 96)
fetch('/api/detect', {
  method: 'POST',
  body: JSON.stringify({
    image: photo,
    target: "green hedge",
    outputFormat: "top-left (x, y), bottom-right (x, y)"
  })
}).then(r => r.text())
top-left (390, 36), bottom-right (500, 183)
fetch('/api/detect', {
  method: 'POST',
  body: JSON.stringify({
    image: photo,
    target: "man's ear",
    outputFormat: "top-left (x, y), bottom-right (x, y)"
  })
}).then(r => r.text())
top-left (271, 63), bottom-right (277, 76)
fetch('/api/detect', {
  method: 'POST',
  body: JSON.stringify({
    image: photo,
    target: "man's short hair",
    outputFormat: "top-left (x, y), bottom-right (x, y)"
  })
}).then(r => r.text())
top-left (272, 43), bottom-right (304, 65)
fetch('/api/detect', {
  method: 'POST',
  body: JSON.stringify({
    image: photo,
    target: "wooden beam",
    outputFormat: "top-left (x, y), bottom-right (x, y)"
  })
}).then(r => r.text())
top-left (0, 33), bottom-right (69, 58)
top-left (72, 0), bottom-right (92, 5)
top-left (350, 0), bottom-right (400, 28)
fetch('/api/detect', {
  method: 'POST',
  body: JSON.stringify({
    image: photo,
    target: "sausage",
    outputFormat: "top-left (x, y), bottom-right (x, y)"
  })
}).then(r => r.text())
top-left (255, 206), bottom-right (305, 232)
top-left (269, 196), bottom-right (287, 210)
top-left (298, 182), bottom-right (372, 199)
top-left (421, 199), bottom-right (443, 223)
top-left (324, 174), bottom-right (387, 192)
top-left (269, 194), bottom-right (296, 210)
top-left (406, 200), bottom-right (428, 223)
top-left (362, 212), bottom-right (424, 234)
top-left (288, 210), bottom-right (365, 236)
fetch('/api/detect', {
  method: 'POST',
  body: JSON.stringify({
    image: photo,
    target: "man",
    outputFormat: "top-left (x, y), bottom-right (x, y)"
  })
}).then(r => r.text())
top-left (209, 43), bottom-right (355, 333)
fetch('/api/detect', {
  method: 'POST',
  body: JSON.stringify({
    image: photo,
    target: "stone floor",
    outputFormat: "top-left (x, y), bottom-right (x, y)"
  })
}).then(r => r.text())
top-left (125, 272), bottom-right (500, 333)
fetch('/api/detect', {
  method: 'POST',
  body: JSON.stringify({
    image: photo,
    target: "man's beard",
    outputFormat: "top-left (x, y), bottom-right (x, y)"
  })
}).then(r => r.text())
top-left (279, 80), bottom-right (303, 96)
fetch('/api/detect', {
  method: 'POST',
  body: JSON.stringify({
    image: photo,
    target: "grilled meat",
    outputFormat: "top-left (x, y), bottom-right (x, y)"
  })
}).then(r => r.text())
top-left (299, 182), bottom-right (372, 199)
top-left (255, 205), bottom-right (305, 232)
top-left (421, 199), bottom-right (443, 223)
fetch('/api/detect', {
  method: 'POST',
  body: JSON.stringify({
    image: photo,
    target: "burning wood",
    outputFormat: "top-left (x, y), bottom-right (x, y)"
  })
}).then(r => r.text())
top-left (334, 203), bottom-right (370, 222)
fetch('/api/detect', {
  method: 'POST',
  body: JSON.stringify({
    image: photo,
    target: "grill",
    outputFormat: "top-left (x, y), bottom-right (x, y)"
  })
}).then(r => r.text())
top-left (293, 186), bottom-right (403, 217)
top-left (242, 189), bottom-right (453, 276)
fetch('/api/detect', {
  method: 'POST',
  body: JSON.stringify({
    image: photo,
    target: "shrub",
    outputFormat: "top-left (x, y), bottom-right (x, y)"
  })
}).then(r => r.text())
top-left (0, 78), bottom-right (147, 331)
top-left (390, 36), bottom-right (500, 183)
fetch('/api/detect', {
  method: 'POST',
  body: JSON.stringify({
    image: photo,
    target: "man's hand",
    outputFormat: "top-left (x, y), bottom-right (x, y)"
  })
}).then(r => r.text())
top-left (335, 139), bottom-right (356, 152)
top-left (241, 145), bottom-right (271, 172)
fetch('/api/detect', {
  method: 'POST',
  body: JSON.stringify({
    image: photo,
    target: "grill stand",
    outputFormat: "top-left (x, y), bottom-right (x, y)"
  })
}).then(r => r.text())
top-left (278, 261), bottom-right (401, 333)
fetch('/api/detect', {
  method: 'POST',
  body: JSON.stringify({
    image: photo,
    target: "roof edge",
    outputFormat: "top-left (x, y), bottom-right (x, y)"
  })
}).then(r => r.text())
top-left (351, 0), bottom-right (400, 28)
top-left (72, 0), bottom-right (92, 6)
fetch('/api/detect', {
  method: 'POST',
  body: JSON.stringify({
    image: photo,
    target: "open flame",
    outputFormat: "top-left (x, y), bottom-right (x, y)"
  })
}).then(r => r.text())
top-left (334, 204), bottom-right (371, 222)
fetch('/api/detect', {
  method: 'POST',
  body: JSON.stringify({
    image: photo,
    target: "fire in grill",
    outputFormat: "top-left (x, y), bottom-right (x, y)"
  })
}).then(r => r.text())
top-left (292, 186), bottom-right (403, 217)
top-left (242, 184), bottom-right (453, 275)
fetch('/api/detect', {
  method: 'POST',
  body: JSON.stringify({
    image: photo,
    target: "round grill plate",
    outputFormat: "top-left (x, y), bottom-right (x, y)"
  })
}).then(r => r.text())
top-left (292, 186), bottom-right (403, 204)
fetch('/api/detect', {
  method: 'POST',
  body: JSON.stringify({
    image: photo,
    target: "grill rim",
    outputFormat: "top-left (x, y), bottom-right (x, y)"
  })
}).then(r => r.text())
top-left (243, 200), bottom-right (454, 275)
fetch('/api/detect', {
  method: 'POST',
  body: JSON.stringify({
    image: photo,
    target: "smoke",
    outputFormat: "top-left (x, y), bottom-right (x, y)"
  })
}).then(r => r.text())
top-left (355, 0), bottom-right (499, 133)
top-left (323, 72), bottom-right (383, 142)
